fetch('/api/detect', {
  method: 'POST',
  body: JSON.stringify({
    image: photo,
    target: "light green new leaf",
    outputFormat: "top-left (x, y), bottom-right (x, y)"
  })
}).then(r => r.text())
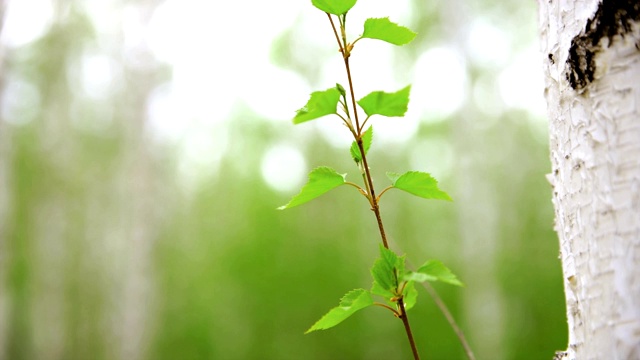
top-left (402, 271), bottom-right (437, 283)
top-left (362, 17), bottom-right (416, 45)
top-left (278, 167), bottom-right (346, 209)
top-left (418, 260), bottom-right (463, 286)
top-left (380, 246), bottom-right (405, 279)
top-left (402, 281), bottom-right (418, 311)
top-left (357, 86), bottom-right (411, 117)
top-left (371, 245), bottom-right (404, 295)
top-left (395, 254), bottom-right (406, 278)
top-left (370, 280), bottom-right (394, 299)
top-left (371, 257), bottom-right (395, 294)
top-left (403, 260), bottom-right (463, 287)
top-left (336, 83), bottom-right (347, 97)
top-left (386, 171), bottom-right (452, 201)
top-left (306, 288), bottom-right (373, 333)
top-left (379, 244), bottom-right (398, 268)
top-left (294, 87), bottom-right (341, 124)
top-left (311, 0), bottom-right (357, 15)
top-left (350, 126), bottom-right (373, 164)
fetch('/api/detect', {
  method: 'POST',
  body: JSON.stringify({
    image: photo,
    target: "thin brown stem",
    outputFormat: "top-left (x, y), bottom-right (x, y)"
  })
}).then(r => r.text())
top-left (351, 35), bottom-right (364, 48)
top-left (358, 115), bottom-right (371, 134)
top-left (345, 56), bottom-right (389, 249)
top-left (335, 113), bottom-right (357, 138)
top-left (324, 13), bottom-right (419, 359)
top-left (359, 139), bottom-right (389, 249)
top-left (344, 181), bottom-right (369, 199)
top-left (343, 58), bottom-right (360, 132)
top-left (373, 302), bottom-right (401, 316)
top-left (398, 299), bottom-right (421, 360)
top-left (326, 13), bottom-right (344, 55)
top-left (329, 15), bottom-right (389, 248)
top-left (376, 185), bottom-right (394, 202)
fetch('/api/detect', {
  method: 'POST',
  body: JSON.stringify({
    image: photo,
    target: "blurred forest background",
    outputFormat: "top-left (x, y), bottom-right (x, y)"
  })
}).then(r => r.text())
top-left (0, 0), bottom-right (567, 359)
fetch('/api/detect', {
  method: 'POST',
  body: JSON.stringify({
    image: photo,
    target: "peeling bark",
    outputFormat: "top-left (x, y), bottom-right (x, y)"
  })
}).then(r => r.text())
top-left (538, 0), bottom-right (640, 358)
top-left (565, 1), bottom-right (640, 90)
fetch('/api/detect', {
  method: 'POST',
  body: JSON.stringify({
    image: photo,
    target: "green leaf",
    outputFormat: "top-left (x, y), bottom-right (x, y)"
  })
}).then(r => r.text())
top-left (402, 271), bottom-right (437, 283)
top-left (386, 171), bottom-right (452, 201)
top-left (370, 280), bottom-right (394, 299)
top-left (362, 17), bottom-right (417, 45)
top-left (396, 254), bottom-right (406, 279)
top-left (311, 0), bottom-right (356, 15)
top-left (294, 87), bottom-right (341, 124)
top-left (350, 126), bottom-right (373, 164)
top-left (371, 245), bottom-right (404, 295)
top-left (371, 257), bottom-right (395, 295)
top-left (306, 288), bottom-right (373, 333)
top-left (381, 246), bottom-right (405, 279)
top-left (402, 281), bottom-right (418, 311)
top-left (336, 83), bottom-right (346, 97)
top-left (278, 167), bottom-right (346, 209)
top-left (404, 260), bottom-right (463, 287)
top-left (357, 85), bottom-right (411, 117)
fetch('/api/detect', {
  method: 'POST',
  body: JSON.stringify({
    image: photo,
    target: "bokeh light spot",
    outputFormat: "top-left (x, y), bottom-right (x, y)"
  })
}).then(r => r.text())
top-left (261, 144), bottom-right (307, 193)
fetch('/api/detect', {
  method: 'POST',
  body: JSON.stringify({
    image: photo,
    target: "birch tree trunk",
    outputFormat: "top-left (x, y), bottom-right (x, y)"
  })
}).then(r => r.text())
top-left (537, 1), bottom-right (640, 358)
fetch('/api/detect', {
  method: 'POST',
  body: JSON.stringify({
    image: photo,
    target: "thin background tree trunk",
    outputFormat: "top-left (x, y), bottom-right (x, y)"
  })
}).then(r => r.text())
top-left (445, 0), bottom-right (506, 357)
top-left (0, 1), bottom-right (166, 359)
top-left (0, 1), bottom-right (9, 359)
top-left (112, 2), bottom-right (164, 358)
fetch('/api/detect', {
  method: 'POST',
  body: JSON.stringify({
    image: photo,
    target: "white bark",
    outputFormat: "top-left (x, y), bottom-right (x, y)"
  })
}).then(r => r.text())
top-left (538, 1), bottom-right (640, 359)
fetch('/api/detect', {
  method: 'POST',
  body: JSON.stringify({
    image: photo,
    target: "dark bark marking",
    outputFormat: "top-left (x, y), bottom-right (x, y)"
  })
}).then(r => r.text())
top-left (565, 0), bottom-right (640, 90)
